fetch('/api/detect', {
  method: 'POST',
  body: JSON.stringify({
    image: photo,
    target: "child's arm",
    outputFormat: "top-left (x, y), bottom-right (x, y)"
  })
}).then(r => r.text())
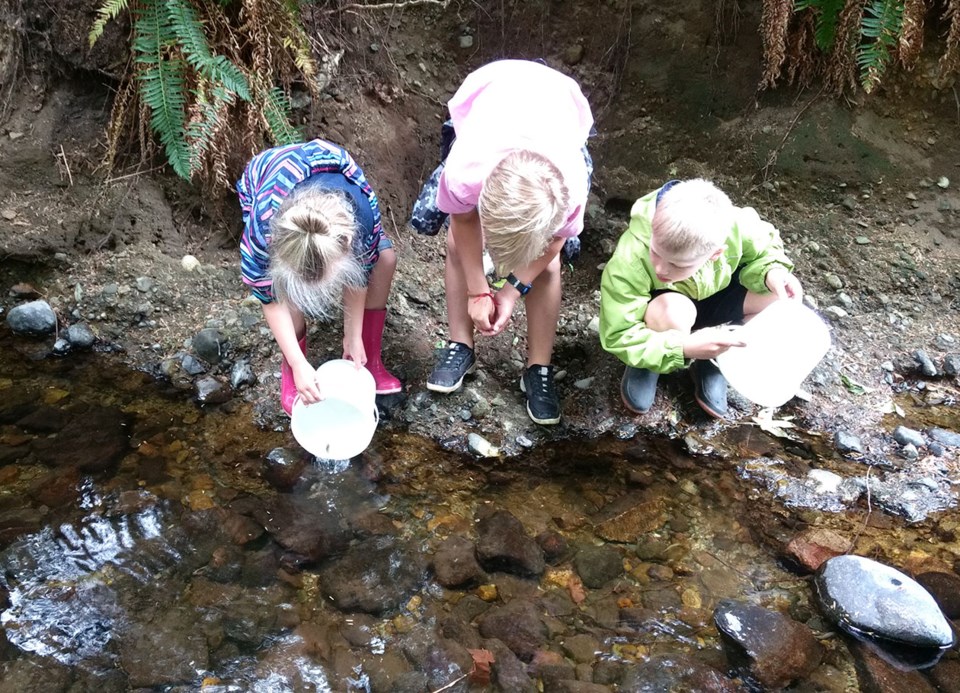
top-left (488, 236), bottom-right (566, 335)
top-left (450, 209), bottom-right (496, 333)
top-left (735, 207), bottom-right (796, 294)
top-left (262, 301), bottom-right (321, 403)
top-left (342, 286), bottom-right (367, 367)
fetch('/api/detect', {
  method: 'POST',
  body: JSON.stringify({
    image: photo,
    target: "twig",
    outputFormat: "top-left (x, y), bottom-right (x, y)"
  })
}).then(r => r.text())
top-left (953, 85), bottom-right (959, 126)
top-left (332, 0), bottom-right (449, 12)
top-left (430, 672), bottom-right (469, 693)
top-left (755, 84), bottom-right (826, 187)
top-left (849, 465), bottom-right (873, 550)
top-left (104, 166), bottom-right (165, 185)
top-left (58, 145), bottom-right (73, 186)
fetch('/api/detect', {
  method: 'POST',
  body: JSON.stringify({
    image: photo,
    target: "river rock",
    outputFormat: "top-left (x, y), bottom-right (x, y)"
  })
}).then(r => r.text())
top-left (475, 509), bottom-right (545, 577)
top-left (834, 430), bottom-right (863, 454)
top-left (65, 322), bottom-right (95, 349)
top-left (230, 359), bottom-right (257, 389)
top-left (814, 555), bottom-right (956, 649)
top-left (29, 405), bottom-right (130, 472)
top-left (928, 427), bottom-right (960, 447)
top-left (318, 537), bottom-right (426, 614)
top-left (118, 611), bottom-right (209, 687)
top-left (848, 638), bottom-right (938, 693)
top-left (714, 600), bottom-right (823, 689)
top-left (193, 327), bottom-right (226, 364)
top-left (914, 350), bottom-right (938, 377)
top-left (786, 528), bottom-right (853, 571)
top-left (484, 637), bottom-right (537, 692)
top-left (619, 654), bottom-right (738, 692)
top-left (893, 426), bottom-right (925, 448)
top-left (574, 545), bottom-right (623, 588)
top-left (181, 354), bottom-right (206, 376)
top-left (914, 571), bottom-right (960, 619)
top-left (536, 530), bottom-right (570, 564)
top-left (194, 376), bottom-right (232, 405)
top-left (477, 600), bottom-right (547, 661)
top-left (942, 354), bottom-right (960, 376)
top-left (262, 447), bottom-right (306, 490)
top-left (244, 492), bottom-right (350, 563)
top-left (433, 535), bottom-right (484, 587)
top-left (6, 300), bottom-right (57, 337)
top-left (592, 492), bottom-right (666, 542)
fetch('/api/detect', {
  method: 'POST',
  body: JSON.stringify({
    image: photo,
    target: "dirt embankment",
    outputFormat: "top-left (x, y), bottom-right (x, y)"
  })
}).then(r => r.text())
top-left (0, 1), bottom-right (958, 460)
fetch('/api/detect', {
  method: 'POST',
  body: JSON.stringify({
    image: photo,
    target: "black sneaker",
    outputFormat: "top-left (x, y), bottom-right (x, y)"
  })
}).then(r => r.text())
top-left (621, 366), bottom-right (659, 414)
top-left (520, 364), bottom-right (560, 425)
top-left (427, 341), bottom-right (476, 393)
top-left (691, 360), bottom-right (729, 418)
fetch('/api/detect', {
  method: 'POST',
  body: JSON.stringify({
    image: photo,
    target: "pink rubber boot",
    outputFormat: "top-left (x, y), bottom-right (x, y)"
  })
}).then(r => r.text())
top-left (280, 335), bottom-right (308, 415)
top-left (361, 308), bottom-right (402, 394)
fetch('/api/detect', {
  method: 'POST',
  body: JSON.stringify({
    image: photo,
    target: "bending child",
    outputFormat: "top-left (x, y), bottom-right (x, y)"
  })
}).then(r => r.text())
top-left (238, 139), bottom-right (400, 415)
top-left (410, 59), bottom-right (594, 425)
top-left (599, 179), bottom-right (802, 418)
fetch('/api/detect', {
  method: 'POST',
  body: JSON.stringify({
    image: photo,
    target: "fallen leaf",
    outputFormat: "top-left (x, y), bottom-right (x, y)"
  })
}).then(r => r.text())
top-left (467, 648), bottom-right (495, 684)
top-left (840, 372), bottom-right (872, 395)
top-left (567, 574), bottom-right (586, 604)
top-left (751, 408), bottom-right (798, 440)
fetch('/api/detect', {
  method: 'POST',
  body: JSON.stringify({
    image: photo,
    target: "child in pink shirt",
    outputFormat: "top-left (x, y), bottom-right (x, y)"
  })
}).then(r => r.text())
top-left (411, 59), bottom-right (594, 425)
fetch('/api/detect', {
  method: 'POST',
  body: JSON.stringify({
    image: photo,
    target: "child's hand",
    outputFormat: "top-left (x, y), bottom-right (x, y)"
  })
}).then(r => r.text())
top-left (468, 294), bottom-right (496, 334)
top-left (293, 361), bottom-right (324, 404)
top-left (342, 336), bottom-right (367, 368)
top-left (682, 326), bottom-right (747, 360)
top-left (488, 289), bottom-right (519, 336)
top-left (765, 267), bottom-right (803, 301)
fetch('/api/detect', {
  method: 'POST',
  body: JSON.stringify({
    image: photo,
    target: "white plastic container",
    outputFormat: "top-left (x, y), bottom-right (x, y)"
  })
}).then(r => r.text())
top-left (714, 300), bottom-right (830, 408)
top-left (290, 359), bottom-right (379, 459)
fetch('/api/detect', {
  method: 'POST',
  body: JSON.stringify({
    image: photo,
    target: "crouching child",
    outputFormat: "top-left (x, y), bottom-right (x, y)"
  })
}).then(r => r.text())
top-left (599, 179), bottom-right (803, 418)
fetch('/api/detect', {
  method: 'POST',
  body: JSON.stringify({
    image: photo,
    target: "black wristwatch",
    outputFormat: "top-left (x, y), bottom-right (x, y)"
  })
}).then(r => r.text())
top-left (505, 273), bottom-right (532, 296)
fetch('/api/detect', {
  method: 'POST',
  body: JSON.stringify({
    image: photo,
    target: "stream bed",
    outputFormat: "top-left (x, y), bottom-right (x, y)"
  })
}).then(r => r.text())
top-left (0, 336), bottom-right (958, 692)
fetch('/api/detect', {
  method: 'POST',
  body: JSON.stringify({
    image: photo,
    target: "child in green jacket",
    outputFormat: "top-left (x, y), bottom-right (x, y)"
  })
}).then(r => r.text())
top-left (599, 179), bottom-right (803, 418)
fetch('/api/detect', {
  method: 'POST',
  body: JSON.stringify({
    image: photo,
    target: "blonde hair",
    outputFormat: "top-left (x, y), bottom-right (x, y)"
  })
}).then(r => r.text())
top-left (478, 150), bottom-right (568, 273)
top-left (268, 188), bottom-right (366, 319)
top-left (651, 179), bottom-right (734, 262)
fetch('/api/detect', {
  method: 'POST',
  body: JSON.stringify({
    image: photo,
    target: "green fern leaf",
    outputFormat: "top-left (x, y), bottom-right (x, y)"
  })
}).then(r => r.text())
top-left (134, 0), bottom-right (190, 178)
top-left (795, 0), bottom-right (847, 51)
top-left (857, 0), bottom-right (904, 92)
top-left (187, 83), bottom-right (233, 176)
top-left (164, 0), bottom-right (252, 101)
top-left (89, 0), bottom-right (130, 48)
top-left (261, 86), bottom-right (302, 145)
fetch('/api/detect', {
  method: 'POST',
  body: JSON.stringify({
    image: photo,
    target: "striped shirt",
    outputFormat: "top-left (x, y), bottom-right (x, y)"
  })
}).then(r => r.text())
top-left (237, 139), bottom-right (383, 303)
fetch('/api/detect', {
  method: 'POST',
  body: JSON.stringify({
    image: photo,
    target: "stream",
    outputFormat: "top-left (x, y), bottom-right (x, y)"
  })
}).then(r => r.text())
top-left (0, 334), bottom-right (958, 692)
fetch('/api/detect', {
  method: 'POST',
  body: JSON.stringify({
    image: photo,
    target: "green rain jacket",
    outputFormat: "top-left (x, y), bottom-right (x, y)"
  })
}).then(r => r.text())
top-left (599, 186), bottom-right (794, 374)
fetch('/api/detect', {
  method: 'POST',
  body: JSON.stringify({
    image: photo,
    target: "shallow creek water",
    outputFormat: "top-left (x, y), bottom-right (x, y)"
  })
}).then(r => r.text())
top-left (0, 339), bottom-right (958, 692)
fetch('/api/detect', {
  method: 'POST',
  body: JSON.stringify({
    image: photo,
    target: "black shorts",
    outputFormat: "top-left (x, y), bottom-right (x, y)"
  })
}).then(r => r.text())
top-left (650, 269), bottom-right (747, 330)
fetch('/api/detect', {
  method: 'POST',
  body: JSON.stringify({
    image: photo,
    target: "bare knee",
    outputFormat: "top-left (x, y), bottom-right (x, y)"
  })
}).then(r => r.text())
top-left (376, 247), bottom-right (397, 276)
top-left (645, 293), bottom-right (696, 332)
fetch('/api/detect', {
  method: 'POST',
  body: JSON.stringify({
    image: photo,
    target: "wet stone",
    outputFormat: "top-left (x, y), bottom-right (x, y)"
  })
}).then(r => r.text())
top-left (848, 638), bottom-right (938, 693)
top-left (475, 509), bottom-right (545, 577)
top-left (834, 430), bottom-right (863, 454)
top-left (433, 535), bottom-right (484, 587)
top-left (262, 447), bottom-right (306, 490)
top-left (248, 493), bottom-right (350, 563)
top-left (635, 536), bottom-right (670, 561)
top-left (118, 610), bottom-right (209, 687)
top-left (180, 354), bottom-right (206, 376)
top-left (485, 637), bottom-right (537, 692)
top-left (397, 627), bottom-right (474, 691)
top-left (561, 633), bottom-right (600, 663)
top-left (6, 300), bottom-right (57, 337)
top-left (814, 555), bottom-right (956, 649)
top-left (714, 600), bottom-right (823, 689)
top-left (914, 572), bottom-right (960, 619)
top-left (593, 492), bottom-right (665, 542)
top-left (786, 527), bottom-right (853, 572)
top-left (914, 349), bottom-right (938, 377)
top-left (65, 322), bottom-right (95, 349)
top-left (477, 600), bottom-right (547, 662)
top-left (893, 425), bottom-right (925, 448)
top-left (30, 405), bottom-right (130, 472)
top-left (195, 376), bottom-right (232, 405)
top-left (619, 654), bottom-right (738, 692)
top-left (318, 537), bottom-right (427, 614)
top-left (536, 530), bottom-right (570, 564)
top-left (929, 427), bottom-right (960, 447)
top-left (193, 327), bottom-right (226, 364)
top-left (574, 545), bottom-right (623, 588)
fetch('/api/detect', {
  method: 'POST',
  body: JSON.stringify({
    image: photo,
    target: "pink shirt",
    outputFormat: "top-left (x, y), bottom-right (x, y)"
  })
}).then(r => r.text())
top-left (436, 60), bottom-right (594, 239)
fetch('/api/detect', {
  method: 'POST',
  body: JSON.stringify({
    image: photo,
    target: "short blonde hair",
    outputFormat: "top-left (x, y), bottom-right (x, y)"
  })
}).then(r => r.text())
top-left (268, 188), bottom-right (365, 318)
top-left (478, 150), bottom-right (568, 273)
top-left (652, 179), bottom-right (734, 262)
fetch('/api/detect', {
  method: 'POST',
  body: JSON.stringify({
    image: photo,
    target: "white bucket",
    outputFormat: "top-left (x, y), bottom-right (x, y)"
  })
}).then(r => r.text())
top-left (290, 359), bottom-right (379, 459)
top-left (714, 300), bottom-right (831, 408)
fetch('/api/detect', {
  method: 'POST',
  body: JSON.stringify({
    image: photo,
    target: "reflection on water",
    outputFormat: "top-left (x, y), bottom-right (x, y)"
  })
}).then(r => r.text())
top-left (0, 336), bottom-right (958, 691)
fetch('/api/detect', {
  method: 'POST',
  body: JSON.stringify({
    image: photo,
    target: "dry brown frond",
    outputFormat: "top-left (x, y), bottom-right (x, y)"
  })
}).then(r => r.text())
top-left (896, 0), bottom-right (926, 69)
top-left (784, 11), bottom-right (820, 87)
top-left (759, 0), bottom-right (794, 89)
top-left (102, 76), bottom-right (137, 173)
top-left (826, 0), bottom-right (866, 94)
top-left (939, 0), bottom-right (960, 78)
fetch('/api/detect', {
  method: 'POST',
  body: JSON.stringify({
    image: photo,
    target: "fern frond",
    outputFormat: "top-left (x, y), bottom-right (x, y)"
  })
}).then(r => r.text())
top-left (134, 1), bottom-right (190, 178)
top-left (857, 0), bottom-right (903, 93)
top-left (164, 0), bottom-right (252, 100)
top-left (186, 82), bottom-right (234, 177)
top-left (759, 0), bottom-right (794, 88)
top-left (260, 86), bottom-right (302, 145)
top-left (795, 0), bottom-right (846, 51)
top-left (89, 0), bottom-right (130, 48)
top-left (940, 0), bottom-right (960, 78)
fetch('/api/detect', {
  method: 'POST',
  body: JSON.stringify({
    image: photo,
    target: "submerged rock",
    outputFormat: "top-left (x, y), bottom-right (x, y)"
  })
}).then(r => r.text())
top-left (714, 600), bottom-right (823, 689)
top-left (619, 654), bottom-right (738, 692)
top-left (814, 555), bottom-right (956, 650)
top-left (785, 527), bottom-right (852, 572)
top-left (318, 537), bottom-right (426, 614)
top-left (432, 536), bottom-right (484, 587)
top-left (477, 600), bottom-right (547, 662)
top-left (475, 510), bottom-right (544, 577)
top-left (574, 545), bottom-right (623, 588)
